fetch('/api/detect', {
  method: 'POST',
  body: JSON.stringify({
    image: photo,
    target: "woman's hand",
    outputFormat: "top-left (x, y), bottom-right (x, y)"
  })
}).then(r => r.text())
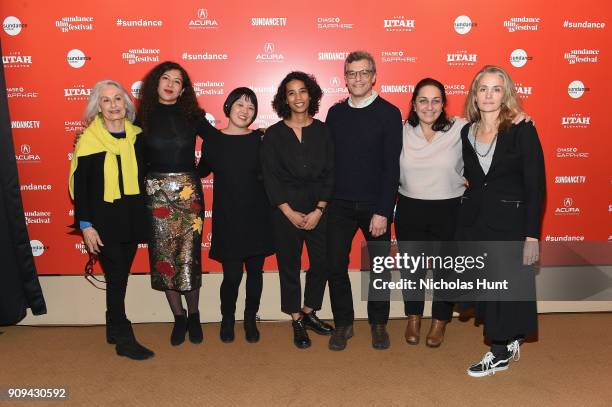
top-left (523, 237), bottom-right (539, 265)
top-left (513, 112), bottom-right (534, 125)
top-left (302, 210), bottom-right (322, 230)
top-left (82, 227), bottom-right (104, 255)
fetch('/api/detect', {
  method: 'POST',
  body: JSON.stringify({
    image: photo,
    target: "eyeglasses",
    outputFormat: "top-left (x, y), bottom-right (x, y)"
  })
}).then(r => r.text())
top-left (84, 253), bottom-right (106, 290)
top-left (345, 69), bottom-right (373, 80)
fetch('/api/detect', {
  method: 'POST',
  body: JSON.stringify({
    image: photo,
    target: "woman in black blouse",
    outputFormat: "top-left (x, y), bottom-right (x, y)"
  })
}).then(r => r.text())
top-left (457, 65), bottom-right (545, 377)
top-left (199, 87), bottom-right (274, 343)
top-left (70, 80), bottom-right (153, 360)
top-left (136, 61), bottom-right (215, 346)
top-left (261, 71), bottom-right (335, 349)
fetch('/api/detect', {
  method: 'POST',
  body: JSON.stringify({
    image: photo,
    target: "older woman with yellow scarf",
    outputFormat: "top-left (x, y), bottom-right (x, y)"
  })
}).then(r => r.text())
top-left (69, 79), bottom-right (154, 360)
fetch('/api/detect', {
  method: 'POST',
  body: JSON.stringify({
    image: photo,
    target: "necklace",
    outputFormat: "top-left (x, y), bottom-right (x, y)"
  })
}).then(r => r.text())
top-left (472, 124), bottom-right (497, 158)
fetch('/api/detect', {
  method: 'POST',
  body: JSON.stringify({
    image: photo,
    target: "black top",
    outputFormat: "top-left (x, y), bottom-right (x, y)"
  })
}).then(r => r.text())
top-left (72, 131), bottom-right (148, 243)
top-left (260, 119), bottom-right (334, 213)
top-left (198, 129), bottom-right (274, 261)
top-left (140, 103), bottom-right (215, 173)
top-left (325, 96), bottom-right (403, 219)
top-left (457, 121), bottom-right (546, 239)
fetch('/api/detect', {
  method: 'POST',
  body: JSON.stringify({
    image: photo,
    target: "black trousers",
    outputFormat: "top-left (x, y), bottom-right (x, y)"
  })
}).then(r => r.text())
top-left (272, 209), bottom-right (328, 314)
top-left (394, 195), bottom-right (459, 321)
top-left (220, 255), bottom-right (265, 318)
top-left (98, 241), bottom-right (138, 323)
top-left (327, 199), bottom-right (392, 327)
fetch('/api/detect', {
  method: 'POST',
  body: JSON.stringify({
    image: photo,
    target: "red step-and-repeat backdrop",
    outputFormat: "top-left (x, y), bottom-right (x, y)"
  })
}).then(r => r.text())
top-left (1, 0), bottom-right (610, 274)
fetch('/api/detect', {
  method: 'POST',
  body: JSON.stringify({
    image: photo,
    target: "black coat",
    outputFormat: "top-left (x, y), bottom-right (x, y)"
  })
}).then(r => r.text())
top-left (71, 136), bottom-right (149, 244)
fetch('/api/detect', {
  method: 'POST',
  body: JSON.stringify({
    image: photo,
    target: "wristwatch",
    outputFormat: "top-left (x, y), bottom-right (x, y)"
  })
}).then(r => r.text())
top-left (316, 206), bottom-right (325, 214)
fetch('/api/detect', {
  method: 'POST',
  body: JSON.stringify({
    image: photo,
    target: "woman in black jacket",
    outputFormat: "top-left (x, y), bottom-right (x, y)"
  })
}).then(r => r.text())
top-left (70, 79), bottom-right (153, 360)
top-left (457, 65), bottom-right (545, 377)
top-left (261, 72), bottom-right (335, 349)
top-left (199, 87), bottom-right (274, 343)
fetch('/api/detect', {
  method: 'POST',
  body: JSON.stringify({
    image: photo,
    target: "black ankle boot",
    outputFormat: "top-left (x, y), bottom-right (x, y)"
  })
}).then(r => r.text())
top-left (292, 318), bottom-right (311, 349)
top-left (106, 311), bottom-right (115, 344)
top-left (187, 312), bottom-right (203, 344)
top-left (171, 309), bottom-right (187, 346)
top-left (112, 321), bottom-right (154, 360)
top-left (244, 312), bottom-right (260, 343)
top-left (220, 316), bottom-right (235, 343)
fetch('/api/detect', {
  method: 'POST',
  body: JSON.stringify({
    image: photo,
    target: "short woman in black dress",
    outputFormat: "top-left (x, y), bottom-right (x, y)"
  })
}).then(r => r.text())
top-left (457, 65), bottom-right (545, 377)
top-left (136, 61), bottom-right (215, 346)
top-left (199, 87), bottom-right (274, 343)
top-left (261, 72), bottom-right (335, 349)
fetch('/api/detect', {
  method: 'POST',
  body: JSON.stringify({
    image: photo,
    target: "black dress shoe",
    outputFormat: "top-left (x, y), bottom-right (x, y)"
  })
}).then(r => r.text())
top-left (328, 325), bottom-right (354, 351)
top-left (244, 312), bottom-right (260, 343)
top-left (371, 323), bottom-right (390, 350)
top-left (302, 311), bottom-right (334, 336)
top-left (187, 312), bottom-right (203, 344)
top-left (292, 319), bottom-right (311, 349)
top-left (220, 317), bottom-right (235, 343)
top-left (171, 309), bottom-right (187, 346)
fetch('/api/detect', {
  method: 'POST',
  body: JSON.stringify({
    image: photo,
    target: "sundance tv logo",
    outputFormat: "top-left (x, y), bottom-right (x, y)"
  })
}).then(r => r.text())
top-left (567, 80), bottom-right (589, 99)
top-left (67, 49), bottom-right (91, 68)
top-left (16, 144), bottom-right (41, 163)
top-left (562, 113), bottom-right (590, 129)
top-left (555, 197), bottom-right (580, 216)
top-left (251, 17), bottom-right (287, 26)
top-left (384, 16), bottom-right (415, 32)
top-left (318, 51), bottom-right (349, 61)
top-left (380, 84), bottom-right (415, 94)
top-left (554, 175), bottom-right (587, 184)
top-left (188, 8), bottom-right (219, 29)
top-left (12, 120), bottom-right (40, 129)
top-left (454, 15), bottom-right (476, 34)
top-left (256, 43), bottom-right (284, 63)
top-left (2, 51), bottom-right (32, 68)
top-left (3, 16), bottom-right (27, 36)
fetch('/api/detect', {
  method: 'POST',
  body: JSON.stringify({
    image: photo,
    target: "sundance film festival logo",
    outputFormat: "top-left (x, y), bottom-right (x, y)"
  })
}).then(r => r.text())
top-left (380, 84), bottom-right (415, 94)
top-left (7, 86), bottom-right (38, 98)
top-left (556, 147), bottom-right (590, 159)
top-left (2, 51), bottom-right (32, 68)
top-left (122, 48), bottom-right (160, 64)
top-left (3, 16), bottom-right (27, 36)
top-left (251, 17), bottom-right (287, 26)
top-left (55, 16), bottom-right (93, 32)
top-left (322, 77), bottom-right (348, 95)
top-left (555, 175), bottom-right (587, 184)
top-left (317, 16), bottom-right (353, 30)
top-left (66, 49), bottom-right (91, 68)
top-left (454, 15), bottom-right (476, 34)
top-left (514, 83), bottom-right (533, 99)
top-left (381, 50), bottom-right (416, 63)
top-left (25, 210), bottom-right (52, 224)
top-left (504, 17), bottom-right (540, 32)
top-left (510, 49), bottom-right (533, 68)
top-left (253, 112), bottom-right (278, 128)
top-left (564, 49), bottom-right (599, 64)
top-left (188, 8), bottom-right (219, 29)
top-left (131, 81), bottom-right (142, 99)
top-left (248, 85), bottom-right (276, 94)
top-left (65, 120), bottom-right (84, 133)
top-left (444, 83), bottom-right (468, 96)
top-left (256, 43), bottom-right (284, 62)
top-left (561, 113), bottom-right (590, 129)
top-left (64, 85), bottom-right (91, 101)
top-left (555, 197), bottom-right (580, 216)
top-left (318, 51), bottom-right (350, 61)
top-left (193, 80), bottom-right (225, 96)
top-left (15, 144), bottom-right (41, 163)
top-left (384, 16), bottom-right (415, 32)
top-left (447, 50), bottom-right (477, 66)
top-left (567, 80), bottom-right (589, 99)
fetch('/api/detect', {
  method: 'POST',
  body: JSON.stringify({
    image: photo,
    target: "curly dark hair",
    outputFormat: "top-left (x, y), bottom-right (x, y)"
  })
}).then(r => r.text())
top-left (135, 61), bottom-right (205, 131)
top-left (406, 78), bottom-right (452, 132)
top-left (271, 71), bottom-right (322, 119)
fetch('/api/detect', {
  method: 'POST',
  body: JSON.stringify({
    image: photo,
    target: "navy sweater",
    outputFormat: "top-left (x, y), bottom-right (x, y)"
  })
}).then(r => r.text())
top-left (325, 96), bottom-right (403, 218)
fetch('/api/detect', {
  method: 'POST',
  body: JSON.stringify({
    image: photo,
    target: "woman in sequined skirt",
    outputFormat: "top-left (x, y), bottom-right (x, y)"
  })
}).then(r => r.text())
top-left (136, 61), bottom-right (216, 346)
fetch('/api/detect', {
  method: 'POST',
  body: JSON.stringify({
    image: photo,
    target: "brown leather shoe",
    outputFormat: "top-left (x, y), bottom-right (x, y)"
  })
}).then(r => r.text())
top-left (426, 319), bottom-right (448, 348)
top-left (404, 315), bottom-right (421, 345)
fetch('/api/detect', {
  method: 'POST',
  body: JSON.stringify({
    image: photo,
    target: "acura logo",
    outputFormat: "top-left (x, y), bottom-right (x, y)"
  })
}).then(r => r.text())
top-left (264, 42), bottom-right (275, 53)
top-left (330, 77), bottom-right (341, 86)
top-left (197, 9), bottom-right (208, 19)
top-left (21, 144), bottom-right (31, 154)
top-left (563, 197), bottom-right (573, 207)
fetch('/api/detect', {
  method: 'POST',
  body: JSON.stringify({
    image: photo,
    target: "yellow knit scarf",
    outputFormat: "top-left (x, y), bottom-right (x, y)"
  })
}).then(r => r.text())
top-left (69, 116), bottom-right (142, 202)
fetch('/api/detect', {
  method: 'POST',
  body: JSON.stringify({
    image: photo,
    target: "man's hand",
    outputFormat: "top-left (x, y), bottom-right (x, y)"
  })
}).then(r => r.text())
top-left (523, 237), bottom-right (539, 265)
top-left (83, 227), bottom-right (104, 255)
top-left (302, 210), bottom-right (322, 230)
top-left (369, 214), bottom-right (388, 238)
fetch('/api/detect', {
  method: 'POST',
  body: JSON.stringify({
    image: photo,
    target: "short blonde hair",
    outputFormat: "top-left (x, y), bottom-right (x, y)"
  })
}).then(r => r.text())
top-left (83, 80), bottom-right (135, 125)
top-left (465, 65), bottom-right (521, 132)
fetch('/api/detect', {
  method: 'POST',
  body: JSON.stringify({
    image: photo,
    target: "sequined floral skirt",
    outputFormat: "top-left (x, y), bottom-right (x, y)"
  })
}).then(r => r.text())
top-left (145, 172), bottom-right (204, 291)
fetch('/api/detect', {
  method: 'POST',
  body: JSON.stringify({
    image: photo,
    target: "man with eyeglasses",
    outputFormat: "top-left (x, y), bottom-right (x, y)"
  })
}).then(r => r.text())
top-left (325, 51), bottom-right (402, 351)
